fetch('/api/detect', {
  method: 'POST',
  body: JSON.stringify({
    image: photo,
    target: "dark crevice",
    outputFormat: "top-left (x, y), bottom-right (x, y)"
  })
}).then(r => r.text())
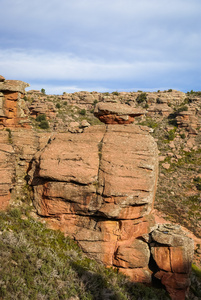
top-left (96, 126), bottom-right (107, 195)
top-left (148, 239), bottom-right (167, 291)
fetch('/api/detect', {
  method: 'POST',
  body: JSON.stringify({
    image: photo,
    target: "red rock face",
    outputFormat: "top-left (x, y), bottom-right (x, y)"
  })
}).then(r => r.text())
top-left (0, 131), bottom-right (15, 210)
top-left (0, 78), bottom-right (30, 128)
top-left (94, 102), bottom-right (145, 124)
top-left (27, 125), bottom-right (193, 298)
top-left (151, 224), bottom-right (194, 300)
top-left (98, 114), bottom-right (135, 124)
top-left (29, 124), bottom-right (158, 280)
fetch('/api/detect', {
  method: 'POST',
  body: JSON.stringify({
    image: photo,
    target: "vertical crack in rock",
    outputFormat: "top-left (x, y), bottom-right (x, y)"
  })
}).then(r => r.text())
top-left (96, 125), bottom-right (108, 197)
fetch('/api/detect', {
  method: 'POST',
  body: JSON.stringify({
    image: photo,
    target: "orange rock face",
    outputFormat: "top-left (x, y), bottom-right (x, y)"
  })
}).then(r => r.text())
top-left (94, 102), bottom-right (145, 124)
top-left (29, 124), bottom-right (158, 280)
top-left (27, 125), bottom-right (194, 299)
top-left (0, 131), bottom-right (15, 210)
top-left (151, 224), bottom-right (194, 300)
top-left (0, 78), bottom-right (30, 128)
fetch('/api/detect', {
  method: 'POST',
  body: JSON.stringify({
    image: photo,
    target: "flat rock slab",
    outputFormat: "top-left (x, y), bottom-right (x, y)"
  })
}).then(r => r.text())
top-left (94, 102), bottom-right (146, 124)
top-left (0, 80), bottom-right (29, 93)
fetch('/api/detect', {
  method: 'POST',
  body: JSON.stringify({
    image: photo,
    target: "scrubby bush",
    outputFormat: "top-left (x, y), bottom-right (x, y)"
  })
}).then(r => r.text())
top-left (56, 103), bottom-right (61, 109)
top-left (39, 120), bottom-right (49, 129)
top-left (136, 92), bottom-right (147, 104)
top-left (139, 117), bottom-right (158, 129)
top-left (36, 114), bottom-right (49, 129)
top-left (79, 109), bottom-right (86, 116)
top-left (112, 91), bottom-right (119, 96)
top-left (166, 128), bottom-right (176, 141)
top-left (0, 208), bottom-right (170, 300)
top-left (36, 114), bottom-right (46, 122)
top-left (41, 88), bottom-right (46, 95)
top-left (175, 105), bottom-right (188, 114)
top-left (193, 177), bottom-right (201, 191)
top-left (93, 99), bottom-right (98, 106)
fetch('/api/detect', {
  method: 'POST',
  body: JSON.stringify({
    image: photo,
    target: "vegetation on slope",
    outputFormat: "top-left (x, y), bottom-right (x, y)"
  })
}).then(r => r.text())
top-left (0, 207), bottom-right (170, 300)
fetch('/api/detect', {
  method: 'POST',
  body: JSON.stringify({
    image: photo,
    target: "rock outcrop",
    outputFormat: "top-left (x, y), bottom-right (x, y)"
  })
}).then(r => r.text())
top-left (27, 122), bottom-right (194, 299)
top-left (0, 77), bottom-right (197, 300)
top-left (176, 110), bottom-right (199, 135)
top-left (0, 131), bottom-right (15, 210)
top-left (29, 124), bottom-right (158, 280)
top-left (151, 224), bottom-right (194, 300)
top-left (94, 102), bottom-right (145, 124)
top-left (0, 76), bottom-right (30, 128)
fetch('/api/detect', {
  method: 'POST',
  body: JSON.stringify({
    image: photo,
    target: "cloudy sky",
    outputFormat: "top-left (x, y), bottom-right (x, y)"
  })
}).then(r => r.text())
top-left (0, 0), bottom-right (201, 94)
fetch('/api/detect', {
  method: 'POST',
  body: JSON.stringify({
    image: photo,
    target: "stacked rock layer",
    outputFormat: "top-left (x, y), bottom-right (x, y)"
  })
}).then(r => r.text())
top-left (0, 79), bottom-right (195, 300)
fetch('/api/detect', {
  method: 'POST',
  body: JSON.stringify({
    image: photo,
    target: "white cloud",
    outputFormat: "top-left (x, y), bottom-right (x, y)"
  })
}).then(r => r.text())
top-left (0, 0), bottom-right (200, 93)
top-left (0, 48), bottom-right (193, 82)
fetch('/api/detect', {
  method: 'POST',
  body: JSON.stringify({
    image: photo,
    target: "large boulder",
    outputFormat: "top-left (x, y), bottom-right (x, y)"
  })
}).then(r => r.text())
top-left (30, 125), bottom-right (158, 219)
top-left (0, 77), bottom-right (30, 128)
top-left (94, 103), bottom-right (145, 124)
top-left (151, 224), bottom-right (194, 300)
top-left (29, 124), bottom-right (158, 277)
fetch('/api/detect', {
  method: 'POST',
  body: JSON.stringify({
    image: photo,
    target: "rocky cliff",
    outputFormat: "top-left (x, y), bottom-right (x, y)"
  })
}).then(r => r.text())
top-left (0, 76), bottom-right (200, 300)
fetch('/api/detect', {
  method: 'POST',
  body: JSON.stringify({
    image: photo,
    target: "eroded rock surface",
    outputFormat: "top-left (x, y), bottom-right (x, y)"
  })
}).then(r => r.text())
top-left (0, 131), bottom-right (15, 209)
top-left (0, 76), bottom-right (30, 128)
top-left (29, 124), bottom-right (158, 278)
top-left (0, 76), bottom-right (196, 299)
top-left (151, 224), bottom-right (194, 300)
top-left (94, 102), bottom-right (145, 124)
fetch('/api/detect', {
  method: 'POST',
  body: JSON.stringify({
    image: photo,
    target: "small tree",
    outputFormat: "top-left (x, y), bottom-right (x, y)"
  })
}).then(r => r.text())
top-left (41, 88), bottom-right (46, 95)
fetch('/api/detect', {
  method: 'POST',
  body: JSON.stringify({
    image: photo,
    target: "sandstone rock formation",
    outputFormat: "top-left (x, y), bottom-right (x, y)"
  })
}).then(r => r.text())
top-left (151, 224), bottom-right (194, 300)
top-left (176, 110), bottom-right (199, 135)
top-left (29, 124), bottom-right (158, 278)
top-left (0, 77), bottom-right (197, 299)
top-left (94, 102), bottom-right (145, 124)
top-left (0, 131), bottom-right (15, 210)
top-left (0, 76), bottom-right (30, 128)
top-left (27, 122), bottom-right (194, 299)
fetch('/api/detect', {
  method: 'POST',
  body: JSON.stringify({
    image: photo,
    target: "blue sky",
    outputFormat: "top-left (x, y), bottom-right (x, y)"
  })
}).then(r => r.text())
top-left (0, 0), bottom-right (201, 94)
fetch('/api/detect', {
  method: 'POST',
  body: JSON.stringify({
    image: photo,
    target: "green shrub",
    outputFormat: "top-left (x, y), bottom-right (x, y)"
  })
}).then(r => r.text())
top-left (39, 120), bottom-right (49, 129)
top-left (0, 208), bottom-right (170, 300)
top-left (35, 114), bottom-right (49, 129)
top-left (180, 133), bottom-right (186, 139)
top-left (167, 89), bottom-right (172, 92)
top-left (36, 114), bottom-right (46, 122)
top-left (144, 103), bottom-right (149, 109)
top-left (41, 88), bottom-right (46, 95)
top-left (193, 177), bottom-right (201, 191)
top-left (186, 90), bottom-right (201, 96)
top-left (93, 99), bottom-right (98, 106)
top-left (56, 103), bottom-right (61, 109)
top-left (136, 92), bottom-right (147, 104)
top-left (175, 106), bottom-right (188, 114)
top-left (112, 91), bottom-right (119, 96)
top-left (79, 109), bottom-right (86, 116)
top-left (139, 118), bottom-right (158, 129)
top-left (166, 128), bottom-right (176, 141)
top-left (192, 264), bottom-right (201, 278)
